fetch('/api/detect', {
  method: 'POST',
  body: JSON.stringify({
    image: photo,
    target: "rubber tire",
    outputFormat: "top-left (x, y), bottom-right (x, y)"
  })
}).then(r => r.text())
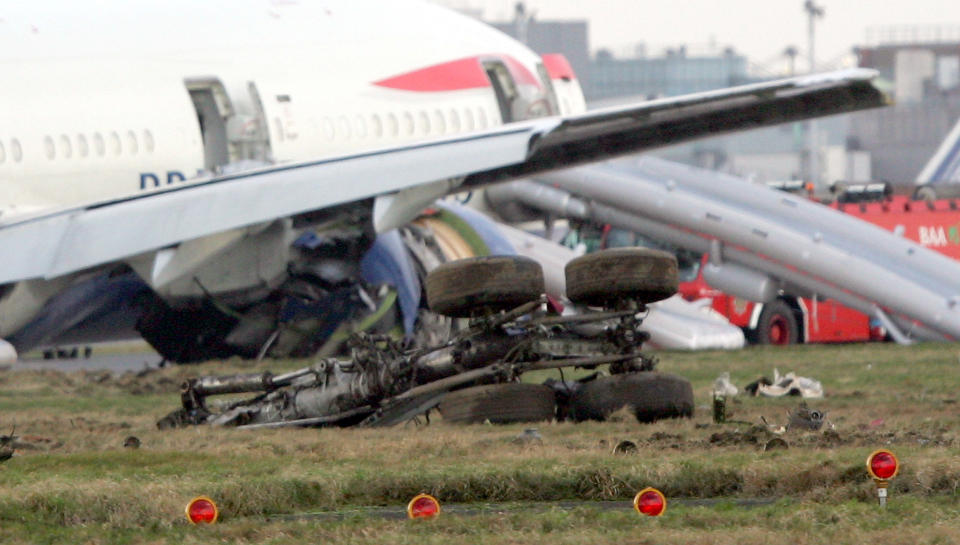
top-left (439, 383), bottom-right (556, 424)
top-left (565, 248), bottom-right (678, 307)
top-left (755, 300), bottom-right (799, 345)
top-left (426, 255), bottom-right (544, 317)
top-left (568, 372), bottom-right (694, 423)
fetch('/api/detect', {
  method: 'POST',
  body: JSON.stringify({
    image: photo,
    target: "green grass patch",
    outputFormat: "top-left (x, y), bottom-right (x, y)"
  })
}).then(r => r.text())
top-left (0, 342), bottom-right (958, 542)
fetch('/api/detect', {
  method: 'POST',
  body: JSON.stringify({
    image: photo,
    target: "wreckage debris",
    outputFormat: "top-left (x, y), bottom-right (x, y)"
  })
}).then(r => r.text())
top-left (787, 403), bottom-right (827, 431)
top-left (613, 440), bottom-right (638, 454)
top-left (0, 426), bottom-right (16, 462)
top-left (713, 394), bottom-right (729, 424)
top-left (713, 372), bottom-right (738, 397)
top-left (763, 437), bottom-right (789, 451)
top-left (157, 250), bottom-right (695, 431)
top-left (743, 369), bottom-right (824, 398)
top-left (709, 425), bottom-right (777, 447)
top-left (123, 436), bottom-right (141, 449)
top-left (512, 428), bottom-right (544, 446)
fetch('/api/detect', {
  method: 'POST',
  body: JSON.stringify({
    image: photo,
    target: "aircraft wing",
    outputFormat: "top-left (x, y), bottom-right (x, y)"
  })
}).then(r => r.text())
top-left (0, 69), bottom-right (887, 285)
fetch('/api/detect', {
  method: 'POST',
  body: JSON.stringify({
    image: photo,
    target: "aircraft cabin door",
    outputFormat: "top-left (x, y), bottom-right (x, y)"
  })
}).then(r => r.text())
top-left (225, 82), bottom-right (273, 164)
top-left (185, 78), bottom-right (234, 172)
top-left (483, 61), bottom-right (518, 123)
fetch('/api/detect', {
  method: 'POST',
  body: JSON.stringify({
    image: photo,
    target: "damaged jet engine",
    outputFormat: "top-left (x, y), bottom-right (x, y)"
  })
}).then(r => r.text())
top-left (158, 248), bottom-right (694, 429)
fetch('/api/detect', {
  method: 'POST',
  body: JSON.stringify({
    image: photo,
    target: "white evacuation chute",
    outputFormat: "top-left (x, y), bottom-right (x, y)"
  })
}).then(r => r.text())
top-left (0, 339), bottom-right (17, 364)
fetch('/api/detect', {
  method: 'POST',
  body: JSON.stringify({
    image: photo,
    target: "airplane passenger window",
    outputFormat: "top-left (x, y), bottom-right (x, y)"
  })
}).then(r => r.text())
top-left (371, 114), bottom-right (383, 138)
top-left (403, 112), bottom-right (414, 135)
top-left (321, 117), bottom-right (334, 141)
top-left (77, 134), bottom-right (89, 158)
top-left (10, 139), bottom-right (21, 162)
top-left (449, 109), bottom-right (460, 132)
top-left (354, 115), bottom-right (367, 139)
top-left (93, 133), bottom-right (105, 156)
top-left (387, 113), bottom-right (399, 137)
top-left (60, 135), bottom-right (72, 158)
top-left (433, 110), bottom-right (445, 134)
top-left (143, 130), bottom-right (154, 153)
top-left (477, 108), bottom-right (488, 129)
top-left (0, 141), bottom-right (5, 164)
top-left (418, 111), bottom-right (430, 135)
top-left (109, 132), bottom-right (121, 155)
top-left (338, 116), bottom-right (352, 140)
top-left (127, 131), bottom-right (138, 154)
top-left (463, 108), bottom-right (474, 131)
top-left (44, 136), bottom-right (55, 160)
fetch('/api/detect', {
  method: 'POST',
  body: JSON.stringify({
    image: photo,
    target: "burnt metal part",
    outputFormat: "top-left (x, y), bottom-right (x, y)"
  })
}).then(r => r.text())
top-left (159, 250), bottom-right (687, 429)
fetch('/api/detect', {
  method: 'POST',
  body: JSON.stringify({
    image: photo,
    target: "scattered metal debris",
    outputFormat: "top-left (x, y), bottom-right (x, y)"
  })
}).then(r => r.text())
top-left (612, 440), bottom-right (638, 454)
top-left (512, 428), bottom-right (543, 446)
top-left (123, 436), bottom-right (141, 449)
top-left (745, 369), bottom-right (824, 398)
top-left (713, 372), bottom-right (738, 397)
top-left (709, 426), bottom-right (776, 447)
top-left (0, 426), bottom-right (15, 462)
top-left (763, 437), bottom-right (789, 451)
top-left (713, 394), bottom-right (728, 424)
top-left (787, 403), bottom-right (827, 431)
top-left (157, 250), bottom-right (694, 430)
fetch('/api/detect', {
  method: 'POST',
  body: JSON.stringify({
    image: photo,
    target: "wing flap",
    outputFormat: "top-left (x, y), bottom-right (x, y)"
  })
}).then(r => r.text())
top-left (465, 69), bottom-right (888, 186)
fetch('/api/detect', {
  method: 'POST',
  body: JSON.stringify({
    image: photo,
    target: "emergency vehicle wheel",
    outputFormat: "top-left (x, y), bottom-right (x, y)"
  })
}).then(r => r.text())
top-left (565, 248), bottom-right (678, 307)
top-left (914, 185), bottom-right (937, 201)
top-left (426, 255), bottom-right (544, 317)
top-left (756, 300), bottom-right (799, 345)
top-left (439, 383), bottom-right (556, 424)
top-left (568, 372), bottom-right (693, 423)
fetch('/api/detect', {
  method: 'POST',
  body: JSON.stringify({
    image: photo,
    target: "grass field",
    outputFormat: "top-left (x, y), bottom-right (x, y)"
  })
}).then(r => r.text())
top-left (1, 342), bottom-right (958, 544)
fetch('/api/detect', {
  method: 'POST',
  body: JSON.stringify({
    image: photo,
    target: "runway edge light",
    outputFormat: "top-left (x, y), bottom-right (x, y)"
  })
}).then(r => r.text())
top-left (185, 496), bottom-right (219, 524)
top-left (633, 487), bottom-right (667, 517)
top-left (407, 493), bottom-right (441, 519)
top-left (866, 449), bottom-right (899, 507)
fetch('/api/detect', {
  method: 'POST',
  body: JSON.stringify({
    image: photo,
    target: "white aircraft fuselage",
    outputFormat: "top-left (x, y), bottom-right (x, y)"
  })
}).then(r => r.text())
top-left (0, 0), bottom-right (584, 219)
top-left (0, 0), bottom-right (587, 356)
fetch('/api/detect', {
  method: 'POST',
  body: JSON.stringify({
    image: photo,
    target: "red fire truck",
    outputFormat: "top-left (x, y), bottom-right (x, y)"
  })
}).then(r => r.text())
top-left (677, 191), bottom-right (960, 344)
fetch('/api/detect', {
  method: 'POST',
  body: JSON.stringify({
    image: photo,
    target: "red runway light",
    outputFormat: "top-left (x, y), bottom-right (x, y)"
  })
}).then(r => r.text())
top-left (867, 449), bottom-right (899, 480)
top-left (407, 493), bottom-right (440, 519)
top-left (185, 496), bottom-right (219, 524)
top-left (633, 487), bottom-right (667, 517)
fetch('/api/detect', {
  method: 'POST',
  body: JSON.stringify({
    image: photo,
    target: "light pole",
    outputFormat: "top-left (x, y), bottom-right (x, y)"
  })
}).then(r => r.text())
top-left (784, 46), bottom-right (798, 76)
top-left (804, 1), bottom-right (824, 188)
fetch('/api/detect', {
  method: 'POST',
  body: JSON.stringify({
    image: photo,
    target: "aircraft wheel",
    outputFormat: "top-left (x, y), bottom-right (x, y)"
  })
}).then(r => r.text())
top-left (568, 372), bottom-right (693, 423)
top-left (425, 255), bottom-right (544, 317)
top-left (565, 248), bottom-right (678, 308)
top-left (439, 383), bottom-right (556, 424)
top-left (756, 301), bottom-right (799, 345)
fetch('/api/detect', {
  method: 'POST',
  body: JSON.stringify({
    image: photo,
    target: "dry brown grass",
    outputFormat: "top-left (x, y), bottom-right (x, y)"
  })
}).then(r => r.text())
top-left (0, 343), bottom-right (957, 543)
